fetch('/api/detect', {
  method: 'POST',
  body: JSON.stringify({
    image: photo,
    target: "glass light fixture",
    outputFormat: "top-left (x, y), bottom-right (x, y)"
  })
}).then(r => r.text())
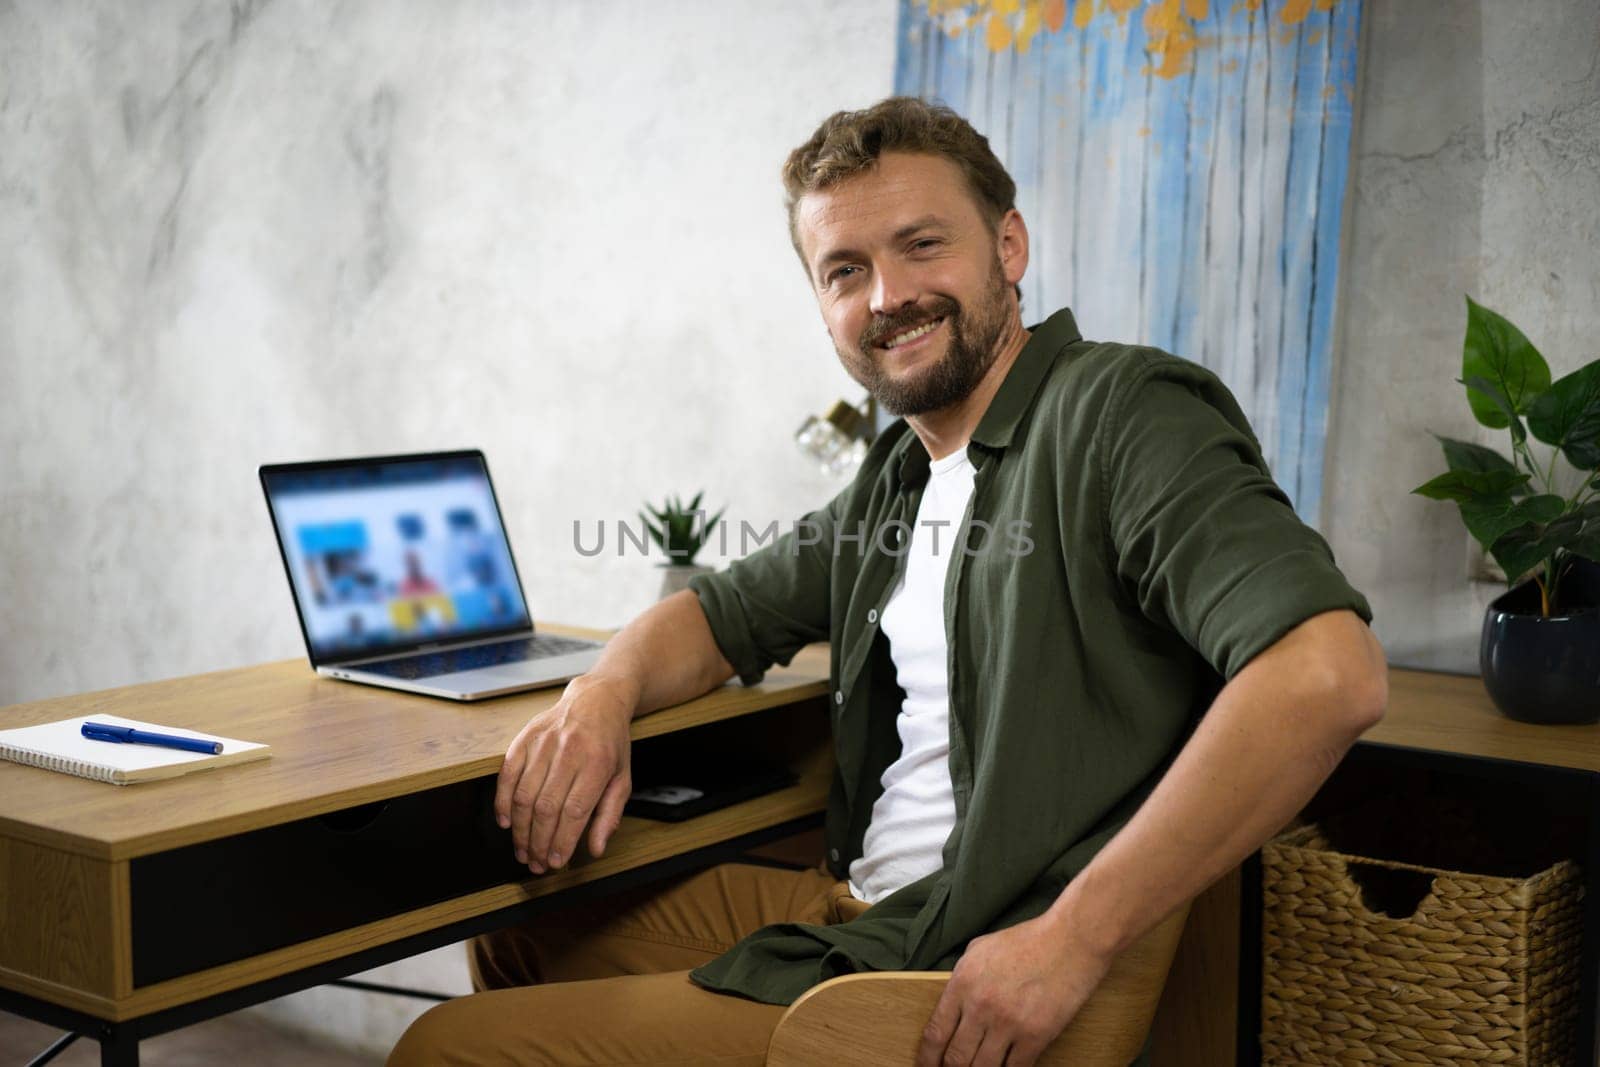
top-left (794, 398), bottom-right (875, 477)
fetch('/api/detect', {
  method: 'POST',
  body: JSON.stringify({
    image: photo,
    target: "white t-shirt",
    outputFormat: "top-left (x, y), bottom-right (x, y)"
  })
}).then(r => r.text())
top-left (848, 448), bottom-right (974, 904)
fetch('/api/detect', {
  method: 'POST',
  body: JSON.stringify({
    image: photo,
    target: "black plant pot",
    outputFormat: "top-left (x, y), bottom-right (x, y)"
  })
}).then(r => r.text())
top-left (1479, 557), bottom-right (1600, 725)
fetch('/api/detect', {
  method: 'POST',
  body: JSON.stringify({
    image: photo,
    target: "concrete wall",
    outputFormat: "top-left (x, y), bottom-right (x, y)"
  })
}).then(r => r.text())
top-left (4, 0), bottom-right (1598, 1058)
top-left (1, 0), bottom-right (896, 707)
top-left (1323, 0), bottom-right (1600, 672)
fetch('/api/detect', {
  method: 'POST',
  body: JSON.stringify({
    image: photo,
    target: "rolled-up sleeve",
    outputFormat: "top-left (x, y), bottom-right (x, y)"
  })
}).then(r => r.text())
top-left (688, 492), bottom-right (844, 686)
top-left (1100, 354), bottom-right (1372, 681)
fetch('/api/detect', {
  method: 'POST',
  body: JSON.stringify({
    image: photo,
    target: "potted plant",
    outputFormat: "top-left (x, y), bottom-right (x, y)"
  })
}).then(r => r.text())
top-left (640, 491), bottom-right (725, 599)
top-left (1412, 297), bottom-right (1600, 723)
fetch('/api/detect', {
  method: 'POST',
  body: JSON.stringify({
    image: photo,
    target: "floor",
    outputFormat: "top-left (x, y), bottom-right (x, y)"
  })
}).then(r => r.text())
top-left (0, 1009), bottom-right (381, 1066)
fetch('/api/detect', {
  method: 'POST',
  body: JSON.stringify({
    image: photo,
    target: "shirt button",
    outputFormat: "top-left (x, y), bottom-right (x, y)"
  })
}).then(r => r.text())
top-left (866, 608), bottom-right (878, 625)
top-left (829, 848), bottom-right (840, 862)
top-left (835, 690), bottom-right (844, 705)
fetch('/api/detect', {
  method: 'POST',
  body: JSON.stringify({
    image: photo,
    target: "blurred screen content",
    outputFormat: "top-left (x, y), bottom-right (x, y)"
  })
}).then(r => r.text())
top-left (266, 459), bottom-right (530, 658)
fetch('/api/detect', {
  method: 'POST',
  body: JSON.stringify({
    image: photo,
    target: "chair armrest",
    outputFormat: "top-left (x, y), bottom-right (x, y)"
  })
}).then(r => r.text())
top-left (766, 901), bottom-right (1191, 1066)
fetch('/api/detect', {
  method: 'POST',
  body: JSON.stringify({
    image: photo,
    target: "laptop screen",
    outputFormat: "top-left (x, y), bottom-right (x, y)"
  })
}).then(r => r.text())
top-left (261, 452), bottom-right (532, 664)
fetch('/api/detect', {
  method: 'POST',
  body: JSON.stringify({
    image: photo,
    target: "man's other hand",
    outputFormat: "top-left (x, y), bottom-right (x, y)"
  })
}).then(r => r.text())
top-left (493, 673), bottom-right (637, 874)
top-left (915, 911), bottom-right (1113, 1067)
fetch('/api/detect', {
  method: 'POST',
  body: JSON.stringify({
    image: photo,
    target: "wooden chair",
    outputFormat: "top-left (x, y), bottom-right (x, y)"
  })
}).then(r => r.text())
top-left (765, 903), bottom-right (1191, 1066)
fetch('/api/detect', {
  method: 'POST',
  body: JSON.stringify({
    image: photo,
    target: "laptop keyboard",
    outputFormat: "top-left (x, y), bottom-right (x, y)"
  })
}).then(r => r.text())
top-left (357, 635), bottom-right (598, 681)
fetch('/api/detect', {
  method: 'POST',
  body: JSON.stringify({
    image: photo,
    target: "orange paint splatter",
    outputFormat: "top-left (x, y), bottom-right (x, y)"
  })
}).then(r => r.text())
top-left (1016, 0), bottom-right (1044, 52)
top-left (1279, 27), bottom-right (1297, 45)
top-left (1143, 0), bottom-right (1203, 79)
top-left (1222, 57), bottom-right (1238, 72)
top-left (986, 11), bottom-right (1014, 50)
top-left (911, 0), bottom-right (1338, 59)
top-left (1107, 0), bottom-right (1141, 24)
top-left (1137, 125), bottom-right (1152, 136)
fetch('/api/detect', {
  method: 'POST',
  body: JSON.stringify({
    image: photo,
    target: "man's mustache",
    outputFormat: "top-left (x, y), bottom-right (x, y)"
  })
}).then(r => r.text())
top-left (860, 297), bottom-right (960, 350)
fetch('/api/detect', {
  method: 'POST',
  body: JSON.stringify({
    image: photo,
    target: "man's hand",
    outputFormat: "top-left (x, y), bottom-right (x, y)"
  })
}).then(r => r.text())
top-left (493, 673), bottom-right (637, 874)
top-left (916, 911), bottom-right (1113, 1067)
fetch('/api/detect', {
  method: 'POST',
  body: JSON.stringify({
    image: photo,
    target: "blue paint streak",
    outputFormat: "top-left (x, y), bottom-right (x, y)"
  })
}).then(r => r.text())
top-left (1036, 10), bottom-right (1081, 310)
top-left (893, 0), bottom-right (923, 96)
top-left (1274, 10), bottom-right (1334, 515)
top-left (1174, 33), bottom-right (1218, 368)
top-left (1143, 59), bottom-right (1191, 354)
top-left (1298, 0), bottom-right (1363, 527)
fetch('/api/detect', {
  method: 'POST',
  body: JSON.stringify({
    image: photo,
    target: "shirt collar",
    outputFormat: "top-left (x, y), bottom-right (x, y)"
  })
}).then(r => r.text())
top-left (969, 307), bottom-right (1082, 451)
top-left (891, 307), bottom-right (1083, 489)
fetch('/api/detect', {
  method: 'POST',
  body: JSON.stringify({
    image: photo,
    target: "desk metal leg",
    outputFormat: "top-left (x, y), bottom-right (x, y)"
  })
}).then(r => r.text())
top-left (96, 1023), bottom-right (138, 1067)
top-left (1236, 850), bottom-right (1262, 1067)
top-left (1583, 774), bottom-right (1600, 1065)
top-left (23, 1031), bottom-right (81, 1067)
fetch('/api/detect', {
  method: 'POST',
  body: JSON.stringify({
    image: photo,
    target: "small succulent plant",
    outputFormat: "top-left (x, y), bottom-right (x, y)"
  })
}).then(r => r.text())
top-left (639, 491), bottom-right (725, 567)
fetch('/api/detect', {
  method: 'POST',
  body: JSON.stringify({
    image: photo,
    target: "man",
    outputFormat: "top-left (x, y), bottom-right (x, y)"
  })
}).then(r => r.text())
top-left (391, 97), bottom-right (1386, 1067)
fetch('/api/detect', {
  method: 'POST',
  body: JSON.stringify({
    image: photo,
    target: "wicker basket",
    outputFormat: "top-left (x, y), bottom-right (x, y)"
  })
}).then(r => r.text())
top-left (1261, 822), bottom-right (1585, 1064)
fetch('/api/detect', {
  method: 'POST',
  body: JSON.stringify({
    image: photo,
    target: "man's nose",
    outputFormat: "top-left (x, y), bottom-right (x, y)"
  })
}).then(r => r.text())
top-left (869, 262), bottom-right (919, 317)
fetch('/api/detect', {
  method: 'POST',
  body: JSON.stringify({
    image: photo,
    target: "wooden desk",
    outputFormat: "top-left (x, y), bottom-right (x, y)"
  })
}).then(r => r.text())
top-left (0, 639), bottom-right (833, 1066)
top-left (1149, 667), bottom-right (1600, 1065)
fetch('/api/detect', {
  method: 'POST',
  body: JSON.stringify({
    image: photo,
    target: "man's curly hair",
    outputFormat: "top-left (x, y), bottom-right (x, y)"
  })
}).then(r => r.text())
top-left (781, 96), bottom-right (1018, 258)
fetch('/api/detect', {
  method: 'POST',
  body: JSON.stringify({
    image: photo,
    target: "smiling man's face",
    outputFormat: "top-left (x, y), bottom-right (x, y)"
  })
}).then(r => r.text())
top-left (794, 151), bottom-right (1027, 417)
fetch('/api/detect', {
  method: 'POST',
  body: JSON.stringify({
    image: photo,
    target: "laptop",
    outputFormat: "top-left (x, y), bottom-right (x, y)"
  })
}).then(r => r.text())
top-left (260, 450), bottom-right (603, 700)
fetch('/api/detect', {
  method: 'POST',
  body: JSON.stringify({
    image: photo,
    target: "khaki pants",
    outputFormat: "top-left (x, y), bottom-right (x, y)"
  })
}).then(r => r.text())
top-left (388, 863), bottom-right (867, 1066)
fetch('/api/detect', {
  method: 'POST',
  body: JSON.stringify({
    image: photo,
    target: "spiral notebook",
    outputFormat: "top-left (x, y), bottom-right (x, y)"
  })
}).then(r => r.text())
top-left (0, 714), bottom-right (271, 785)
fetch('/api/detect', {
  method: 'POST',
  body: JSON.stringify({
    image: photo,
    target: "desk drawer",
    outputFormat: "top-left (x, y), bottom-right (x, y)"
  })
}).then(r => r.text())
top-left (129, 775), bottom-right (522, 988)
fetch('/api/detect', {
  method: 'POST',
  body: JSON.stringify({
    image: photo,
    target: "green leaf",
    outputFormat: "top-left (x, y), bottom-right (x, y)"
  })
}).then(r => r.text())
top-left (1489, 498), bottom-right (1600, 583)
top-left (1462, 296), bottom-right (1551, 428)
top-left (1526, 361), bottom-right (1600, 469)
top-left (1411, 468), bottom-right (1530, 502)
top-left (1434, 433), bottom-right (1519, 475)
top-left (1566, 499), bottom-right (1600, 561)
top-left (1432, 434), bottom-right (1527, 497)
top-left (1458, 493), bottom-right (1565, 548)
top-left (1490, 523), bottom-right (1563, 585)
top-left (1460, 375), bottom-right (1527, 444)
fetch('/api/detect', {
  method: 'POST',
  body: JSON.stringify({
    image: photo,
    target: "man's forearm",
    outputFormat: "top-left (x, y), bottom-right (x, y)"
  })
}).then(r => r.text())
top-left (575, 589), bottom-right (737, 717)
top-left (1045, 610), bottom-right (1387, 961)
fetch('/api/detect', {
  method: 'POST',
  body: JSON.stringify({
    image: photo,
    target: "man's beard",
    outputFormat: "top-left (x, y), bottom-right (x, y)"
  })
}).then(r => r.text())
top-left (837, 260), bottom-right (1012, 418)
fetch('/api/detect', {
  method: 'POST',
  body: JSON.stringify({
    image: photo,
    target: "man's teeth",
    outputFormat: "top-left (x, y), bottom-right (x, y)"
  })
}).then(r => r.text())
top-left (884, 318), bottom-right (942, 349)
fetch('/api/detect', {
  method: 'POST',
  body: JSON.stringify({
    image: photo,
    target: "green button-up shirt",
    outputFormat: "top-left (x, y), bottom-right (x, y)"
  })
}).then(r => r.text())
top-left (688, 308), bottom-right (1371, 1005)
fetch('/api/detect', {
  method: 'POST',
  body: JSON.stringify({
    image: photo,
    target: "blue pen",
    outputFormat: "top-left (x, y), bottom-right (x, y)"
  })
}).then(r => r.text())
top-left (81, 722), bottom-right (222, 755)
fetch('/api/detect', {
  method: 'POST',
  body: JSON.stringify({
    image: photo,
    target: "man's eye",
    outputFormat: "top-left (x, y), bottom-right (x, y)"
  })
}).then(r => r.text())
top-left (828, 266), bottom-right (860, 283)
top-left (912, 239), bottom-right (940, 250)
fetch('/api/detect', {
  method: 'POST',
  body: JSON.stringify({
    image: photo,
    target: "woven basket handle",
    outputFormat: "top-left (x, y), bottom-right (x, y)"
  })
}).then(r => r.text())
top-left (1332, 853), bottom-right (1441, 922)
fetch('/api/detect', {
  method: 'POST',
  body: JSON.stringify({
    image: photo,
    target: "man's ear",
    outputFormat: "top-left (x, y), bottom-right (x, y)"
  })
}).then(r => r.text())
top-left (997, 208), bottom-right (1029, 288)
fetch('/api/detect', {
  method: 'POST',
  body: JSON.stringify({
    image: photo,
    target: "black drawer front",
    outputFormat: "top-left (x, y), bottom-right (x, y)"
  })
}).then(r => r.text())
top-left (130, 775), bottom-right (525, 987)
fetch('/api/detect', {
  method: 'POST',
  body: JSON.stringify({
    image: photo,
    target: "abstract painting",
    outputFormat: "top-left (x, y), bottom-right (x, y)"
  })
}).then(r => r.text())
top-left (896, 0), bottom-right (1363, 524)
